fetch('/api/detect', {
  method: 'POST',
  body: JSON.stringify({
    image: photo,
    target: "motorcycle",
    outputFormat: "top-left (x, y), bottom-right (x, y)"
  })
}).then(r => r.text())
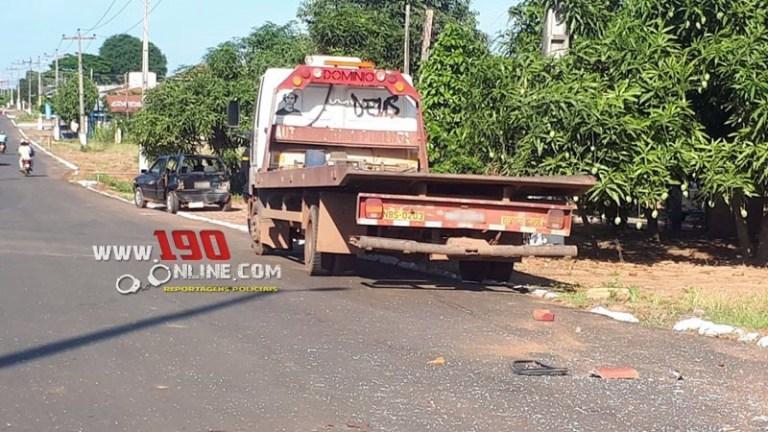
top-left (21, 159), bottom-right (32, 176)
top-left (0, 141), bottom-right (6, 154)
top-left (0, 134), bottom-right (7, 153)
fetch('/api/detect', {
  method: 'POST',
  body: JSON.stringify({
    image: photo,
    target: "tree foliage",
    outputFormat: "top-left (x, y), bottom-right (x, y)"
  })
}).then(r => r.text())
top-left (299, 0), bottom-right (476, 73)
top-left (422, 0), bottom-right (768, 261)
top-left (52, 76), bottom-right (98, 123)
top-left (133, 23), bottom-right (311, 159)
top-left (99, 34), bottom-right (168, 78)
top-left (55, 54), bottom-right (113, 84)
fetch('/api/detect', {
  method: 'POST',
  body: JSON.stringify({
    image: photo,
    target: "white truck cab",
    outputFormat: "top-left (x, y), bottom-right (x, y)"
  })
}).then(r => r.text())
top-left (250, 56), bottom-right (422, 174)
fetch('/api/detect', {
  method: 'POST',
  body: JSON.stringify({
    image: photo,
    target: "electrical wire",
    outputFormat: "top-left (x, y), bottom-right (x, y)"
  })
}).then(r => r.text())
top-left (89, 0), bottom-right (134, 32)
top-left (84, 0), bottom-right (120, 32)
top-left (121, 0), bottom-right (165, 34)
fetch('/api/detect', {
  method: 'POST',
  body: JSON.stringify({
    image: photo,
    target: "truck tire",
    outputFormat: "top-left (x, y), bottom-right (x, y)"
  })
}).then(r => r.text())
top-left (305, 204), bottom-right (335, 275)
top-left (166, 191), bottom-right (179, 214)
top-left (458, 261), bottom-right (489, 283)
top-left (249, 198), bottom-right (272, 256)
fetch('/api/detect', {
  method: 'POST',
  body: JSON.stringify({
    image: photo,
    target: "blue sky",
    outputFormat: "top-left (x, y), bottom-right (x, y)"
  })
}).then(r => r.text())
top-left (0, 0), bottom-right (513, 84)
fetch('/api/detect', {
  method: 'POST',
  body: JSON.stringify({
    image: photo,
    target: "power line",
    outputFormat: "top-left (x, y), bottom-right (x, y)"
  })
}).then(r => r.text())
top-left (122, 0), bottom-right (164, 34)
top-left (89, 0), bottom-right (134, 32)
top-left (84, 0), bottom-right (120, 32)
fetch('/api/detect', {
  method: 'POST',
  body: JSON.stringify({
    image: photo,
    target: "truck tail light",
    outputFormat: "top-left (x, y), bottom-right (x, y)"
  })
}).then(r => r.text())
top-left (547, 209), bottom-right (565, 229)
top-left (362, 198), bottom-right (384, 219)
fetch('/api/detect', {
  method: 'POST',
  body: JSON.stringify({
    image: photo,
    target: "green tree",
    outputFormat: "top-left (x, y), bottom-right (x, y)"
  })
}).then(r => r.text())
top-left (423, 0), bottom-right (768, 263)
top-left (133, 22), bottom-right (311, 159)
top-left (99, 34), bottom-right (168, 79)
top-left (55, 54), bottom-right (114, 84)
top-left (52, 76), bottom-right (98, 123)
top-left (299, 0), bottom-right (477, 74)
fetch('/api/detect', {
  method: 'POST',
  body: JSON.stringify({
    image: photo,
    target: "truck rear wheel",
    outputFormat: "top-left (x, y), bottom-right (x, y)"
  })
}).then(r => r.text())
top-left (249, 198), bottom-right (272, 256)
top-left (305, 204), bottom-right (335, 275)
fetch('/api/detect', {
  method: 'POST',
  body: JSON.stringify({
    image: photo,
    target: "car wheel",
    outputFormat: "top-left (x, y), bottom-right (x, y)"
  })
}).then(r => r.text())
top-left (166, 192), bottom-right (179, 214)
top-left (134, 187), bottom-right (146, 208)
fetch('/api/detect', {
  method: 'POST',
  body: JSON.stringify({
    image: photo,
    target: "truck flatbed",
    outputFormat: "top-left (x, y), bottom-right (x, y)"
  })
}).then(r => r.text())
top-left (255, 164), bottom-right (594, 196)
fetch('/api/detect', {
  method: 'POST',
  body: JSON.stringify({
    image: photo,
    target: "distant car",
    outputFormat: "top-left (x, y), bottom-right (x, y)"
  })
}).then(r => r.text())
top-left (133, 154), bottom-right (232, 213)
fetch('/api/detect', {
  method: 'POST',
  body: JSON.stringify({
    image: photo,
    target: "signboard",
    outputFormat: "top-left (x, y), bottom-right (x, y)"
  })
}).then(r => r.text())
top-left (106, 95), bottom-right (143, 113)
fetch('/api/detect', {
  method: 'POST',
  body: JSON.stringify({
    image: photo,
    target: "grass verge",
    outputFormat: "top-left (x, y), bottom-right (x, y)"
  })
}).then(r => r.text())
top-left (554, 280), bottom-right (768, 331)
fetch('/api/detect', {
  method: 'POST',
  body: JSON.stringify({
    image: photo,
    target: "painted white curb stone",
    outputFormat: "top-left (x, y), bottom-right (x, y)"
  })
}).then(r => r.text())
top-left (590, 306), bottom-right (639, 323)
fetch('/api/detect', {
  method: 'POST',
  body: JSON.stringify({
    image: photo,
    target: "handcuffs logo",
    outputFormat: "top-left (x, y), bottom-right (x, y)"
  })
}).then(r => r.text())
top-left (116, 263), bottom-right (173, 294)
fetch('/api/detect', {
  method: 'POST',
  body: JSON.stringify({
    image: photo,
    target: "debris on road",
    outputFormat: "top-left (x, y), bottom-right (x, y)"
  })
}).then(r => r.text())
top-left (758, 336), bottom-right (768, 348)
top-left (590, 306), bottom-right (639, 323)
top-left (427, 356), bottom-right (446, 366)
top-left (670, 368), bottom-right (684, 381)
top-left (591, 367), bottom-right (640, 380)
top-left (512, 360), bottom-right (568, 376)
top-left (533, 309), bottom-right (555, 321)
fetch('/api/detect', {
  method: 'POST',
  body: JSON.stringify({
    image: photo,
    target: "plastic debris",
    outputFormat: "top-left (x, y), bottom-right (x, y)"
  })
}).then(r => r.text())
top-left (530, 289), bottom-right (559, 300)
top-left (590, 306), bottom-right (639, 323)
top-left (758, 336), bottom-right (768, 349)
top-left (427, 356), bottom-right (446, 366)
top-left (512, 360), bottom-right (568, 376)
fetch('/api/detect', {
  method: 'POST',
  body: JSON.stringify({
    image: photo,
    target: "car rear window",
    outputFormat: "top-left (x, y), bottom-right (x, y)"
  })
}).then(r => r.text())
top-left (182, 157), bottom-right (225, 174)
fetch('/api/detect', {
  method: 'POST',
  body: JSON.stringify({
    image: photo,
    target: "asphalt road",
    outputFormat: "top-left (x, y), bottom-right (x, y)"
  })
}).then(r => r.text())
top-left (0, 114), bottom-right (766, 432)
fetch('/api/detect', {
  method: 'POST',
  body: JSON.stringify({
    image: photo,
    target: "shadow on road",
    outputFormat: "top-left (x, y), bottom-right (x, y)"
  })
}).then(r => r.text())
top-left (0, 287), bottom-right (346, 370)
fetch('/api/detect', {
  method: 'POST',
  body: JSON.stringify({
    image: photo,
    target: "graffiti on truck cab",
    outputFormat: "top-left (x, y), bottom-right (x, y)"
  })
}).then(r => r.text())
top-left (327, 93), bottom-right (402, 118)
top-left (276, 91), bottom-right (301, 116)
top-left (351, 94), bottom-right (401, 118)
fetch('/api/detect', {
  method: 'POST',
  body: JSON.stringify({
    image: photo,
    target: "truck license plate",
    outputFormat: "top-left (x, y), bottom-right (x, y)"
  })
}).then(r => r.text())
top-left (383, 208), bottom-right (425, 222)
top-left (194, 181), bottom-right (211, 189)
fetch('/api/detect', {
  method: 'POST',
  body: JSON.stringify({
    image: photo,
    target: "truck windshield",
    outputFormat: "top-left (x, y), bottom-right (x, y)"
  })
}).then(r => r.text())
top-left (182, 156), bottom-right (225, 174)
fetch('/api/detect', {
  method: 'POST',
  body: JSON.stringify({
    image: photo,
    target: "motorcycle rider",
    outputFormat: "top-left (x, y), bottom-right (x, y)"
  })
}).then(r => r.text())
top-left (0, 130), bottom-right (7, 152)
top-left (18, 140), bottom-right (34, 173)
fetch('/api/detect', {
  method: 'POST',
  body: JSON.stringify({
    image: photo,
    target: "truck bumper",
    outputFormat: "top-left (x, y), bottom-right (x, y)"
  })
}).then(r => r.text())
top-left (349, 236), bottom-right (577, 258)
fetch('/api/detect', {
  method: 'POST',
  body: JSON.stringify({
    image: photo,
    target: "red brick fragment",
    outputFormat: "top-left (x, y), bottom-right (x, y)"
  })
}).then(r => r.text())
top-left (592, 367), bottom-right (640, 380)
top-left (533, 309), bottom-right (555, 321)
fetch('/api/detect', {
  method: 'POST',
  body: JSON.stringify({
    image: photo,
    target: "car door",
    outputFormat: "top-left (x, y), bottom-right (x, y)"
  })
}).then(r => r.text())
top-left (145, 157), bottom-right (167, 201)
top-left (164, 156), bottom-right (179, 196)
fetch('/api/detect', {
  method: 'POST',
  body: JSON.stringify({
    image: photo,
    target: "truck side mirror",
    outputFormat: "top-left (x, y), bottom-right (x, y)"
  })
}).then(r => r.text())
top-left (227, 100), bottom-right (240, 127)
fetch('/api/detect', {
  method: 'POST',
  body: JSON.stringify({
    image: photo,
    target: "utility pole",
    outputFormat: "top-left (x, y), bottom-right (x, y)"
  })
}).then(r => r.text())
top-left (403, 1), bottom-right (411, 75)
top-left (139, 0), bottom-right (151, 171)
top-left (35, 56), bottom-right (43, 109)
top-left (63, 30), bottom-right (96, 147)
top-left (8, 66), bottom-right (22, 110)
top-left (420, 9), bottom-right (434, 63)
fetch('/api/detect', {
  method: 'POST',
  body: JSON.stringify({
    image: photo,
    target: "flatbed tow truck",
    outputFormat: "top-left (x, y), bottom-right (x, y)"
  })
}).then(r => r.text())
top-left (244, 55), bottom-right (595, 281)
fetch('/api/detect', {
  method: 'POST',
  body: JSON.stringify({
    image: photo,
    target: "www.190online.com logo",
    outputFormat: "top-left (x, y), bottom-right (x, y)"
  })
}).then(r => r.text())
top-left (93, 230), bottom-right (281, 294)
